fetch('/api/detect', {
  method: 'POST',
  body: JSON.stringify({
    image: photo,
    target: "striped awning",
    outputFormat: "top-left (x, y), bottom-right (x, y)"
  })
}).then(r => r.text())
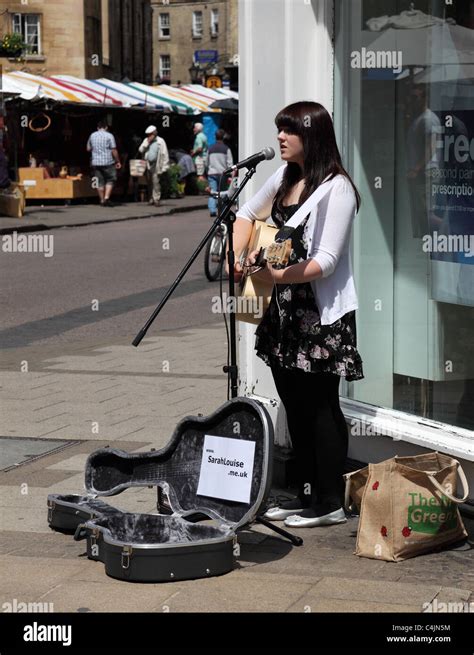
top-left (1, 72), bottom-right (238, 114)
top-left (52, 76), bottom-right (125, 106)
top-left (93, 78), bottom-right (171, 110)
top-left (179, 84), bottom-right (238, 103)
top-left (127, 82), bottom-right (200, 115)
top-left (0, 73), bottom-right (31, 97)
top-left (144, 84), bottom-right (237, 114)
top-left (3, 71), bottom-right (100, 103)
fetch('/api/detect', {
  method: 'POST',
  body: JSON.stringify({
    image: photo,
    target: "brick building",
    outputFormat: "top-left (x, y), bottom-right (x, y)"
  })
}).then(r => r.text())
top-left (0, 0), bottom-right (153, 82)
top-left (150, 0), bottom-right (238, 88)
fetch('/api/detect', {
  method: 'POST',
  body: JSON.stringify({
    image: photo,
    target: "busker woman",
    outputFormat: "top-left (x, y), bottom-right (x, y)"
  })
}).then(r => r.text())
top-left (230, 101), bottom-right (364, 528)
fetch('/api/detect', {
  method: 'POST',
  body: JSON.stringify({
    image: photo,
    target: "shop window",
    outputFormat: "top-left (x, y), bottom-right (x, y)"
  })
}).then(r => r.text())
top-left (334, 0), bottom-right (474, 430)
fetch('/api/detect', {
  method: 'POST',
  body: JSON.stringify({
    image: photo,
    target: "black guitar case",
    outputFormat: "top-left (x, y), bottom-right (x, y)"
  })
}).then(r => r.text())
top-left (47, 397), bottom-right (273, 582)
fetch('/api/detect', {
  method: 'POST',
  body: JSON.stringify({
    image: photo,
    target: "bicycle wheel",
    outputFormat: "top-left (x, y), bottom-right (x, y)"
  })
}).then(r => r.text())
top-left (204, 226), bottom-right (226, 281)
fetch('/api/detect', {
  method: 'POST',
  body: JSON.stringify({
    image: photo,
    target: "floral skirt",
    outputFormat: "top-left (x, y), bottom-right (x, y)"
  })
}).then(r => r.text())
top-left (254, 282), bottom-right (364, 381)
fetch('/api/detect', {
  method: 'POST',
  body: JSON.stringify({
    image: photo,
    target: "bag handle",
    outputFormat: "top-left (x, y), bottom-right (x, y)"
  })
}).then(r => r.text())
top-left (428, 463), bottom-right (470, 504)
top-left (344, 468), bottom-right (364, 511)
top-left (344, 475), bottom-right (353, 511)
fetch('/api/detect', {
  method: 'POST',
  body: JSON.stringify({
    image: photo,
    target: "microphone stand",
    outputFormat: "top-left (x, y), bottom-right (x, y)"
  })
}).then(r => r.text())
top-left (132, 165), bottom-right (256, 401)
top-left (132, 165), bottom-right (303, 548)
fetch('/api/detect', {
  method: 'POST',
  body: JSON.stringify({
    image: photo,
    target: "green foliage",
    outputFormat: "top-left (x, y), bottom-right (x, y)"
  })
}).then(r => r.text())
top-left (159, 164), bottom-right (182, 199)
top-left (0, 33), bottom-right (25, 55)
top-left (196, 177), bottom-right (209, 193)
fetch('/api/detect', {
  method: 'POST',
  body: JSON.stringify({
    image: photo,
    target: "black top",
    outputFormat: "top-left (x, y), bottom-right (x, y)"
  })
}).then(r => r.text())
top-left (254, 202), bottom-right (364, 381)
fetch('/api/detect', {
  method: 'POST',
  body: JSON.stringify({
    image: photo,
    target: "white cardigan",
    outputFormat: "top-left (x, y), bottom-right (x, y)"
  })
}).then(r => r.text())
top-left (236, 163), bottom-right (359, 325)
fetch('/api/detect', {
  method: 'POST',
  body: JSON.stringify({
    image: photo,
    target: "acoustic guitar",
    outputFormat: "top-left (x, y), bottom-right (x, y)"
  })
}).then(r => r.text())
top-left (236, 221), bottom-right (292, 325)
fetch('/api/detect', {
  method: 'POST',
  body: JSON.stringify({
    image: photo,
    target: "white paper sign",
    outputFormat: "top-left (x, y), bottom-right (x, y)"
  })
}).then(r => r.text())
top-left (197, 434), bottom-right (256, 504)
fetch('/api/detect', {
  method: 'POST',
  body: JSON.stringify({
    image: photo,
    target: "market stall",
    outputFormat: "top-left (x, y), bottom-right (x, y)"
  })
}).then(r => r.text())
top-left (0, 73), bottom-right (238, 204)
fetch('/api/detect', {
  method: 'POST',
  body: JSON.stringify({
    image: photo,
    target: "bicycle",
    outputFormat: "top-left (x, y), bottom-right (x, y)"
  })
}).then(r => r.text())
top-left (204, 190), bottom-right (233, 282)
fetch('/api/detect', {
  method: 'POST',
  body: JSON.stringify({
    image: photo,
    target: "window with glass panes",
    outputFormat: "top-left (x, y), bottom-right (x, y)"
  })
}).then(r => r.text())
top-left (12, 14), bottom-right (41, 54)
top-left (159, 55), bottom-right (171, 80)
top-left (159, 13), bottom-right (170, 38)
top-left (193, 11), bottom-right (203, 38)
top-left (211, 9), bottom-right (219, 36)
top-left (334, 0), bottom-right (474, 430)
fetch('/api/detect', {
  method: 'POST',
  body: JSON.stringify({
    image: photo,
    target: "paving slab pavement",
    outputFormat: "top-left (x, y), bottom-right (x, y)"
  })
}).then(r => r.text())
top-left (1, 322), bottom-right (473, 615)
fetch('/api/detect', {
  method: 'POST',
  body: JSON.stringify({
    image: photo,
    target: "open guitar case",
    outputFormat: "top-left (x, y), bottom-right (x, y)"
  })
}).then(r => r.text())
top-left (47, 397), bottom-right (273, 583)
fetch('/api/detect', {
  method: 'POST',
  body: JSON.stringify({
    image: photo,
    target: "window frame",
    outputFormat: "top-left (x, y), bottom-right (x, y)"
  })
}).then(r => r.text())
top-left (159, 54), bottom-right (171, 80)
top-left (192, 11), bottom-right (203, 38)
top-left (210, 8), bottom-right (219, 37)
top-left (159, 12), bottom-right (170, 39)
top-left (12, 13), bottom-right (42, 55)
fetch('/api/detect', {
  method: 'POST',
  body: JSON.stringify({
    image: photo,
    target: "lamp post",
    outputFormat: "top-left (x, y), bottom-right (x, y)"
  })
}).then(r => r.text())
top-left (188, 62), bottom-right (202, 84)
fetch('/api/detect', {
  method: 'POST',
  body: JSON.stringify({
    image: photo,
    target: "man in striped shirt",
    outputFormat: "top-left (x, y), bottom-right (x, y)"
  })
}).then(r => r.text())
top-left (87, 121), bottom-right (121, 207)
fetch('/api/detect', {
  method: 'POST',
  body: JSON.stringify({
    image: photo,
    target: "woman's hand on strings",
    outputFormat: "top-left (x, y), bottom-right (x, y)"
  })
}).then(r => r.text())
top-left (226, 249), bottom-right (259, 282)
top-left (244, 249), bottom-right (278, 284)
top-left (245, 249), bottom-right (261, 268)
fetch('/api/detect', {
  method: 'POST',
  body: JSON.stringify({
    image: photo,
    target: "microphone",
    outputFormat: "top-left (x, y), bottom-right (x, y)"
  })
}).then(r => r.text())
top-left (223, 147), bottom-right (275, 175)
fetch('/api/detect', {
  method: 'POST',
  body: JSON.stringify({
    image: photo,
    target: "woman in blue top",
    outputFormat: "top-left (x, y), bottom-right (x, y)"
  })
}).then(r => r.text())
top-left (233, 101), bottom-right (364, 528)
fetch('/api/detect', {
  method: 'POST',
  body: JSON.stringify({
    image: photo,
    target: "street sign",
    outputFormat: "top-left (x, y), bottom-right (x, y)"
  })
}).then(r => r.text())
top-left (195, 50), bottom-right (218, 64)
top-left (206, 75), bottom-right (222, 89)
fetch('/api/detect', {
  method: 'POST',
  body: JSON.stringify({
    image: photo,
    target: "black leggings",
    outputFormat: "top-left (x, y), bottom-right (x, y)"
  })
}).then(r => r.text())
top-left (270, 363), bottom-right (348, 511)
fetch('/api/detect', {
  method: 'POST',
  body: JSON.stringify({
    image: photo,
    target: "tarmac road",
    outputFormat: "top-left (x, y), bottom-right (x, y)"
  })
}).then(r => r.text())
top-left (0, 208), bottom-right (226, 350)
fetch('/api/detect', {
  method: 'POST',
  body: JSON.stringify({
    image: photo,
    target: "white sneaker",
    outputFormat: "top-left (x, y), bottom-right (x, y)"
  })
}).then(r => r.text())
top-left (262, 506), bottom-right (306, 521)
top-left (284, 508), bottom-right (347, 528)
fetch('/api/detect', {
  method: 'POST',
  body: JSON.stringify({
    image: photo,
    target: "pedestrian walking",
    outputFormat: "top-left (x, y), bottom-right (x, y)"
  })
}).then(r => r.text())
top-left (191, 122), bottom-right (208, 177)
top-left (231, 101), bottom-right (364, 528)
top-left (87, 121), bottom-right (121, 207)
top-left (170, 148), bottom-right (199, 195)
top-left (206, 129), bottom-right (233, 217)
top-left (138, 125), bottom-right (170, 206)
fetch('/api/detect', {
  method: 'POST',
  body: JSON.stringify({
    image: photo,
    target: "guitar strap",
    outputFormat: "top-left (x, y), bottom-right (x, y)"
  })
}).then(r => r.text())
top-left (274, 176), bottom-right (338, 242)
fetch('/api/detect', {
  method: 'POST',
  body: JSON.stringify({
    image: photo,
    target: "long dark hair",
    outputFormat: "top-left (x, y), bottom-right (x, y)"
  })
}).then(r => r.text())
top-left (273, 101), bottom-right (361, 214)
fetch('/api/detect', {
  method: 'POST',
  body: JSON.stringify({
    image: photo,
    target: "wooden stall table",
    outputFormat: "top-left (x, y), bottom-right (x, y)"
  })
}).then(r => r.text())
top-left (18, 168), bottom-right (95, 200)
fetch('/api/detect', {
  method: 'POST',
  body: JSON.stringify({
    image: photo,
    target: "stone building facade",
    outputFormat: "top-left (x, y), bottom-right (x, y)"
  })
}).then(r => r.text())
top-left (0, 0), bottom-right (153, 82)
top-left (150, 0), bottom-right (238, 87)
